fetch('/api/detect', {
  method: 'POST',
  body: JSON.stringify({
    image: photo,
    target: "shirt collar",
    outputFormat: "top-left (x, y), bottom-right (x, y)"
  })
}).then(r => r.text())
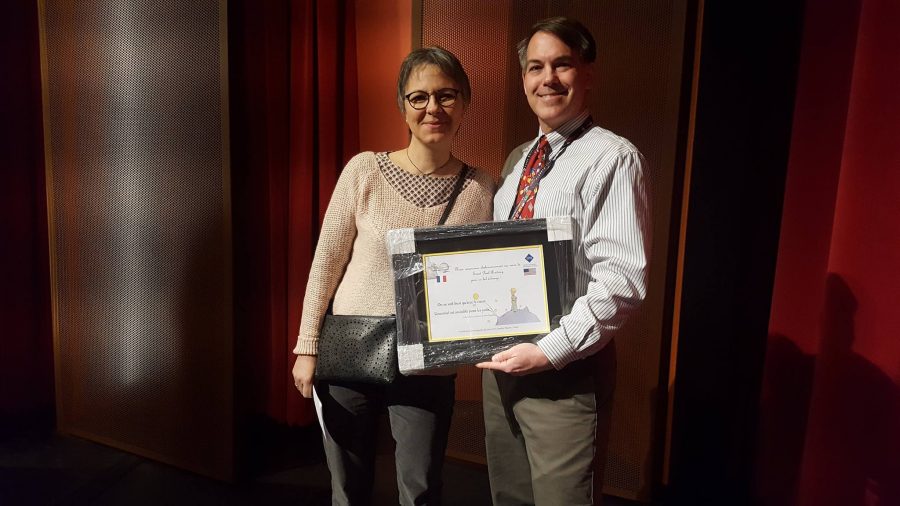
top-left (539, 109), bottom-right (591, 152)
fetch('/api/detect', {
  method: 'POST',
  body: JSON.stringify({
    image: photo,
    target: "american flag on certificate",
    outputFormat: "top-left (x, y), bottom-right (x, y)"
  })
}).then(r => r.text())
top-left (523, 267), bottom-right (536, 276)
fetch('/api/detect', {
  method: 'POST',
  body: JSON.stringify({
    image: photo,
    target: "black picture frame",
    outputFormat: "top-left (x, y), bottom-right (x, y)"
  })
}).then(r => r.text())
top-left (391, 218), bottom-right (575, 373)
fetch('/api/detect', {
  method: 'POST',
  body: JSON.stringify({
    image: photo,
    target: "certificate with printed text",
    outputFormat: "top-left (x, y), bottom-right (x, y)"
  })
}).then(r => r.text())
top-left (422, 245), bottom-right (551, 342)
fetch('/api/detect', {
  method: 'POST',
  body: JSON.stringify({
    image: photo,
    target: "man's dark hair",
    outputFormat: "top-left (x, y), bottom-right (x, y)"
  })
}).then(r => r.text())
top-left (517, 17), bottom-right (596, 70)
top-left (396, 46), bottom-right (472, 112)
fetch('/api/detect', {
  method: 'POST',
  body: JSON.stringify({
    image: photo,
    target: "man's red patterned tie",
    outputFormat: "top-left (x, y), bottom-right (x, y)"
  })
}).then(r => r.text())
top-left (511, 135), bottom-right (550, 220)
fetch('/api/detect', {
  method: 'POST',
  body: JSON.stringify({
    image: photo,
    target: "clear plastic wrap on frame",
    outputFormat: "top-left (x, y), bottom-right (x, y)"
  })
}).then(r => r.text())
top-left (386, 217), bottom-right (576, 375)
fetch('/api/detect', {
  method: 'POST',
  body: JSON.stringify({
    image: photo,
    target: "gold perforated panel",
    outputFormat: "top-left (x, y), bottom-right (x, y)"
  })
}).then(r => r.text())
top-left (40, 0), bottom-right (232, 479)
top-left (422, 1), bottom-right (688, 500)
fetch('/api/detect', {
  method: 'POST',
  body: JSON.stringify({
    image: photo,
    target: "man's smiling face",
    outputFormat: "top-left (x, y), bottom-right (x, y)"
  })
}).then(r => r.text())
top-left (522, 31), bottom-right (593, 133)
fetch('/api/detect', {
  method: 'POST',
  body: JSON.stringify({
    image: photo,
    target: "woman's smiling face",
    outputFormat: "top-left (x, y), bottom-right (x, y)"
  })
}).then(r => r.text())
top-left (402, 64), bottom-right (466, 146)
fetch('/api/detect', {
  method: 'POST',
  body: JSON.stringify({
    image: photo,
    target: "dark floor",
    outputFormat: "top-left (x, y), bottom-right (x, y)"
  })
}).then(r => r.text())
top-left (0, 427), bottom-right (643, 505)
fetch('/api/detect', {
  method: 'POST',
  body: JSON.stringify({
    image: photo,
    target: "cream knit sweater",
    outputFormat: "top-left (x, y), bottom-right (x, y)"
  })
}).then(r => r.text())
top-left (294, 152), bottom-right (495, 355)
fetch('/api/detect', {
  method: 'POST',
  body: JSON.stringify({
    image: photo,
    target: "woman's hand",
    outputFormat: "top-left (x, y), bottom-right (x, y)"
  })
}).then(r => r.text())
top-left (292, 355), bottom-right (317, 398)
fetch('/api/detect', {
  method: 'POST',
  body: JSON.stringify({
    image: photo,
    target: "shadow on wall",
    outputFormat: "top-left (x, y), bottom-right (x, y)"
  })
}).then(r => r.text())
top-left (757, 274), bottom-right (900, 506)
top-left (755, 332), bottom-right (815, 506)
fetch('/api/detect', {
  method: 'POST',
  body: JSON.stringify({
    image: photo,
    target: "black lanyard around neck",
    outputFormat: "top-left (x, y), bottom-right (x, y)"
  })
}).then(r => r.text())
top-left (507, 116), bottom-right (593, 220)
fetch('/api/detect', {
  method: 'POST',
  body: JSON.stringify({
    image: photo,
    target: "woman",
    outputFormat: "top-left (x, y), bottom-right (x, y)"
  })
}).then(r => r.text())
top-left (291, 47), bottom-right (493, 505)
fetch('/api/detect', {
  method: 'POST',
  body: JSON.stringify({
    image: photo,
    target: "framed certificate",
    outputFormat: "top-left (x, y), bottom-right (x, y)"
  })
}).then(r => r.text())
top-left (388, 217), bottom-right (575, 374)
top-left (422, 245), bottom-right (552, 342)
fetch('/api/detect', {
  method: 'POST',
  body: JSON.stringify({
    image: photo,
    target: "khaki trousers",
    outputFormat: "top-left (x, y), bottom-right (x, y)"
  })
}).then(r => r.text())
top-left (482, 342), bottom-right (616, 506)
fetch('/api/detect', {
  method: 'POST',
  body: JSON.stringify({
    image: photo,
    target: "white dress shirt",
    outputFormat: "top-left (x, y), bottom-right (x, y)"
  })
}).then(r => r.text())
top-left (494, 110), bottom-right (652, 370)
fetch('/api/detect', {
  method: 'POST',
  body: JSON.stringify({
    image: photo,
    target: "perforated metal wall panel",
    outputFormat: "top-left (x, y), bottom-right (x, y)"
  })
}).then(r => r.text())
top-left (422, 1), bottom-right (688, 500)
top-left (39, 0), bottom-right (232, 479)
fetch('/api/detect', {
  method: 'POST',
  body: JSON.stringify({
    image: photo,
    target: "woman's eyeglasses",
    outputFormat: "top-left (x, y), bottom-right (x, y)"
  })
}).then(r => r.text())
top-left (404, 89), bottom-right (461, 110)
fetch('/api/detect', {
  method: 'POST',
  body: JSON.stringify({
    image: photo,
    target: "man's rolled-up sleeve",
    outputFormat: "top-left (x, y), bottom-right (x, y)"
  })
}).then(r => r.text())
top-left (537, 151), bottom-right (652, 370)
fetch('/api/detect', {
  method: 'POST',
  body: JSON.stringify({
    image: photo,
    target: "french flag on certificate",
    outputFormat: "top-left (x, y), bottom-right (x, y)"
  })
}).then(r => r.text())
top-left (435, 275), bottom-right (447, 283)
top-left (523, 267), bottom-right (537, 276)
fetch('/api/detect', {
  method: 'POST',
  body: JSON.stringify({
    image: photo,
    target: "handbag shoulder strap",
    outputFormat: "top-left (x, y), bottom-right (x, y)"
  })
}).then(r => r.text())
top-left (324, 164), bottom-right (468, 318)
top-left (437, 165), bottom-right (470, 226)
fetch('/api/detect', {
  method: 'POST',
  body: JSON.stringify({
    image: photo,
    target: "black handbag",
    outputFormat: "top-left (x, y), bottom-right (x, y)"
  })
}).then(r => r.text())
top-left (315, 315), bottom-right (399, 384)
top-left (314, 166), bottom-right (470, 384)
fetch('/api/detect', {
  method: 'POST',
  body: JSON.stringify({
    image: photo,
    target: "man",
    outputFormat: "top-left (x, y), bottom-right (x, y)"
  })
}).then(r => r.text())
top-left (476, 17), bottom-right (651, 506)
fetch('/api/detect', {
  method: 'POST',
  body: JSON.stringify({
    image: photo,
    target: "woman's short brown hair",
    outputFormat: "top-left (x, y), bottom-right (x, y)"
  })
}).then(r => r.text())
top-left (396, 46), bottom-right (472, 112)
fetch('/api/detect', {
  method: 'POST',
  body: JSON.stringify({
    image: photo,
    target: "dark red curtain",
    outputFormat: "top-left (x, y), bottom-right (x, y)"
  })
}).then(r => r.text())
top-left (759, 0), bottom-right (900, 504)
top-left (286, 0), bottom-right (360, 425)
top-left (231, 0), bottom-right (359, 427)
top-left (0, 1), bottom-right (54, 432)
